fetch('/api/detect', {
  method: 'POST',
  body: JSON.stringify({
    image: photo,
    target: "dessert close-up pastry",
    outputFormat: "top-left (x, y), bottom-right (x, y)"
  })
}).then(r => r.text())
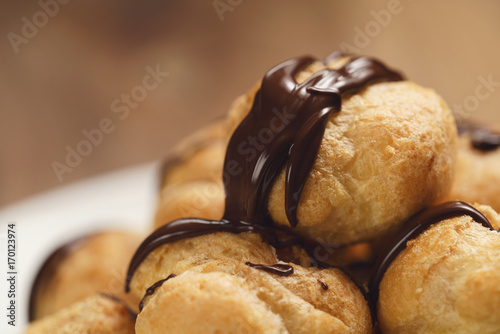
top-left (23, 50), bottom-right (500, 334)
top-left (25, 294), bottom-right (136, 334)
top-left (373, 201), bottom-right (500, 334)
top-left (29, 231), bottom-right (143, 320)
top-left (225, 54), bottom-right (457, 245)
top-left (442, 123), bottom-right (500, 211)
top-left (129, 232), bottom-right (372, 334)
top-left (123, 52), bottom-right (457, 333)
top-left (154, 122), bottom-right (227, 229)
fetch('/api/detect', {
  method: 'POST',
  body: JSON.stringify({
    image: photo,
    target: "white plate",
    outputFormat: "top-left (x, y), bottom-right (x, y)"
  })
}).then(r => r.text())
top-left (0, 162), bottom-right (159, 333)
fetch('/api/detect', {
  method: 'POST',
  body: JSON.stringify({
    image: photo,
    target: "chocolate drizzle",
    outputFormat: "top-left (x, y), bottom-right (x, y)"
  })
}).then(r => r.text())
top-left (317, 279), bottom-right (329, 290)
top-left (139, 274), bottom-right (176, 311)
top-left (125, 219), bottom-right (277, 292)
top-left (125, 53), bottom-right (404, 292)
top-left (457, 122), bottom-right (500, 152)
top-left (471, 127), bottom-right (500, 151)
top-left (368, 201), bottom-right (497, 307)
top-left (223, 54), bottom-right (403, 227)
top-left (245, 262), bottom-right (294, 276)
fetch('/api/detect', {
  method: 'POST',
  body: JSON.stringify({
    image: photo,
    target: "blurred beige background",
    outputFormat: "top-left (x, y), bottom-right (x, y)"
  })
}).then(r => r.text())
top-left (1, 0), bottom-right (499, 206)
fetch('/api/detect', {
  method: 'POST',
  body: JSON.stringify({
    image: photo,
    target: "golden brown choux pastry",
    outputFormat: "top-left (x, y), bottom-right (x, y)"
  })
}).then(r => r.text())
top-left (442, 123), bottom-right (500, 211)
top-left (128, 232), bottom-right (282, 301)
top-left (27, 52), bottom-right (466, 333)
top-left (25, 294), bottom-right (135, 334)
top-left (226, 55), bottom-right (457, 244)
top-left (377, 202), bottom-right (500, 334)
top-left (127, 232), bottom-right (372, 334)
top-left (159, 121), bottom-right (227, 189)
top-left (154, 122), bottom-right (227, 228)
top-left (137, 53), bottom-right (457, 333)
top-left (154, 180), bottom-right (225, 229)
top-left (29, 231), bottom-right (143, 320)
top-left (137, 264), bottom-right (370, 334)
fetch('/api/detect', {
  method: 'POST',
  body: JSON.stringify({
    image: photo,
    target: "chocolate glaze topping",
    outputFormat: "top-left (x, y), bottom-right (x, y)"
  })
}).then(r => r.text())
top-left (317, 279), bottom-right (329, 290)
top-left (471, 127), bottom-right (500, 151)
top-left (245, 262), bottom-right (294, 276)
top-left (223, 54), bottom-right (403, 227)
top-left (138, 274), bottom-right (176, 311)
top-left (125, 219), bottom-right (277, 292)
top-left (457, 122), bottom-right (500, 151)
top-left (125, 53), bottom-right (403, 292)
top-left (368, 201), bottom-right (497, 307)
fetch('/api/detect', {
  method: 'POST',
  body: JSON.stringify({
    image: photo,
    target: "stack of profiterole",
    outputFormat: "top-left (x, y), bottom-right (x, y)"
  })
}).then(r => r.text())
top-left (26, 52), bottom-right (500, 334)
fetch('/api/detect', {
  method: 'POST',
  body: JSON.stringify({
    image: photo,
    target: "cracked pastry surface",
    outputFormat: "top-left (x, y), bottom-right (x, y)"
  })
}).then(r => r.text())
top-left (377, 204), bottom-right (500, 334)
top-left (25, 294), bottom-right (135, 334)
top-left (129, 232), bottom-right (372, 334)
top-left (30, 231), bottom-right (143, 320)
top-left (226, 57), bottom-right (457, 244)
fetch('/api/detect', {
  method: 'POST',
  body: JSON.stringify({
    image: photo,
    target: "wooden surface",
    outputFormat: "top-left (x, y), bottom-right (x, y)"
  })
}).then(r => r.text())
top-left (1, 0), bottom-right (499, 206)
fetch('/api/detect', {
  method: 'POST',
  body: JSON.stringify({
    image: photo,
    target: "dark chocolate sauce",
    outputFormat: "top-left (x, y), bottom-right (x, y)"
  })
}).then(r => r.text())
top-left (245, 262), bottom-right (294, 276)
top-left (471, 127), bottom-right (500, 151)
top-left (457, 122), bottom-right (500, 152)
top-left (368, 201), bottom-right (496, 306)
top-left (125, 53), bottom-right (403, 292)
top-left (317, 279), bottom-right (329, 290)
top-left (138, 274), bottom-right (176, 311)
top-left (223, 54), bottom-right (403, 228)
top-left (125, 219), bottom-right (277, 292)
